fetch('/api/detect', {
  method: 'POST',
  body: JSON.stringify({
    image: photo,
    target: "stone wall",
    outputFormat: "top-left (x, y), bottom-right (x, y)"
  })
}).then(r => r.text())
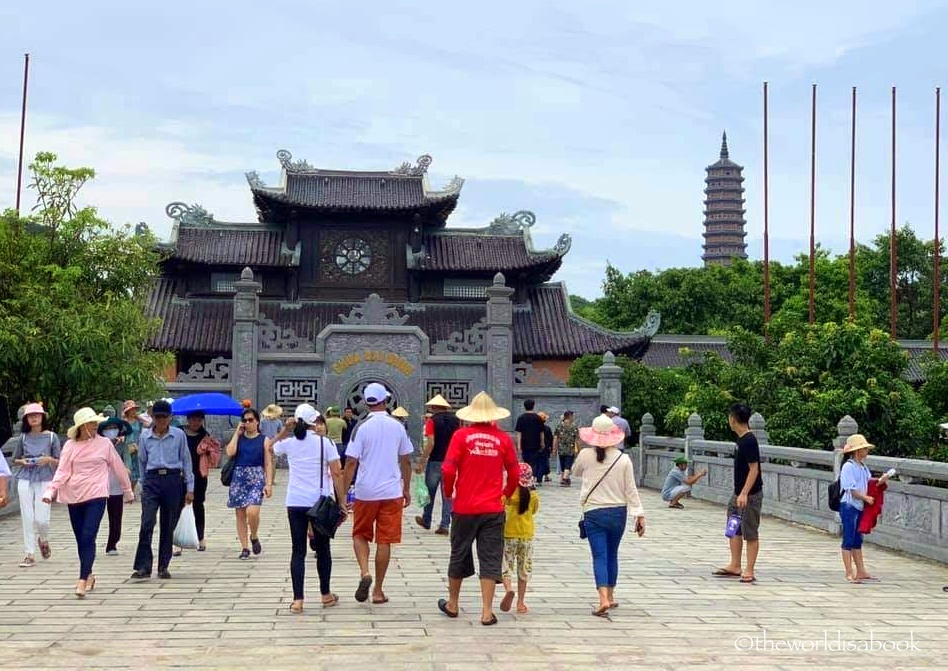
top-left (634, 412), bottom-right (948, 564)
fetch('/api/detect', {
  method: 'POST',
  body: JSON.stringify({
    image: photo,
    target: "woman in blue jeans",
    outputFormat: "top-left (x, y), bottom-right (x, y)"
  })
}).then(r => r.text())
top-left (573, 415), bottom-right (645, 617)
top-left (838, 434), bottom-right (891, 583)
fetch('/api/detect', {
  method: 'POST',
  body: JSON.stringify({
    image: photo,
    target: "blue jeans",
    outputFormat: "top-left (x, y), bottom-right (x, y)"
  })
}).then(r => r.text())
top-left (67, 497), bottom-right (107, 580)
top-left (421, 461), bottom-right (451, 530)
top-left (839, 502), bottom-right (864, 550)
top-left (585, 506), bottom-right (627, 588)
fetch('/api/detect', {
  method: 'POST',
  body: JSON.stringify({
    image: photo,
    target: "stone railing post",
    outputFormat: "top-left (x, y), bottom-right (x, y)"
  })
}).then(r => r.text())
top-left (684, 412), bottom-right (704, 461)
top-left (633, 412), bottom-right (655, 486)
top-left (485, 272), bottom-right (515, 430)
top-left (232, 267), bottom-right (261, 406)
top-left (596, 351), bottom-right (622, 413)
top-left (750, 412), bottom-right (774, 464)
top-left (833, 415), bottom-right (859, 476)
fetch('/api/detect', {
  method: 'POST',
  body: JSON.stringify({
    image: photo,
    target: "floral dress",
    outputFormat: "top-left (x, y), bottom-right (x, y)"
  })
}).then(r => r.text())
top-left (227, 434), bottom-right (267, 509)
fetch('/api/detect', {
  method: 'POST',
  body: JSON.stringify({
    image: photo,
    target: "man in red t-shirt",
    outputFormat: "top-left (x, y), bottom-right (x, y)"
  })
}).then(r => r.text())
top-left (438, 392), bottom-right (519, 626)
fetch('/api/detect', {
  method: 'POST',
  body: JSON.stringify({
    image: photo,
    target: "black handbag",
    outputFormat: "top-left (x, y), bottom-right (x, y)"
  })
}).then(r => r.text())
top-left (220, 442), bottom-right (237, 486)
top-left (578, 454), bottom-right (625, 539)
top-left (307, 437), bottom-right (343, 538)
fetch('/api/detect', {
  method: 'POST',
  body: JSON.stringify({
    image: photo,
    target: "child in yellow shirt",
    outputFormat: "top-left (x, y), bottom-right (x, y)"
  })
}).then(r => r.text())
top-left (500, 463), bottom-right (540, 614)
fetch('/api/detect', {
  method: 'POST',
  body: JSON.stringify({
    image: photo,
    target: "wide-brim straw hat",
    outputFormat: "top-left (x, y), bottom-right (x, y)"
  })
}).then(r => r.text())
top-left (392, 406), bottom-right (410, 418)
top-left (579, 415), bottom-right (625, 448)
top-left (843, 433), bottom-right (875, 454)
top-left (121, 400), bottom-right (139, 416)
top-left (456, 392), bottom-right (510, 423)
top-left (262, 404), bottom-right (284, 420)
top-left (68, 407), bottom-right (108, 439)
top-left (425, 394), bottom-right (452, 409)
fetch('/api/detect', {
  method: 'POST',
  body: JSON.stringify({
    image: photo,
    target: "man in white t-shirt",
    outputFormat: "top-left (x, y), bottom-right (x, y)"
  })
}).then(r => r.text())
top-left (342, 382), bottom-right (414, 605)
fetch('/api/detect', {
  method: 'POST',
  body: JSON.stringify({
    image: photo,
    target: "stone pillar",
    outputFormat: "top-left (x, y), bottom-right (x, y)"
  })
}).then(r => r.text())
top-left (232, 267), bottom-right (261, 406)
top-left (596, 351), bottom-right (622, 412)
top-left (833, 415), bottom-right (859, 476)
top-left (684, 412), bottom-right (704, 461)
top-left (749, 412), bottom-right (770, 445)
top-left (635, 413), bottom-right (656, 486)
top-left (485, 272), bottom-right (515, 429)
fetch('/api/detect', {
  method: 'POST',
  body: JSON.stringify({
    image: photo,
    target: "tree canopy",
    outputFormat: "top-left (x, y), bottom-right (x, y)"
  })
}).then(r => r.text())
top-left (0, 152), bottom-right (171, 430)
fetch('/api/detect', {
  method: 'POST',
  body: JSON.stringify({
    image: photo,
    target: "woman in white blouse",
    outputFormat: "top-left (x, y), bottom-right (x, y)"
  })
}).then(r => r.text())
top-left (573, 415), bottom-right (645, 617)
top-left (269, 404), bottom-right (347, 613)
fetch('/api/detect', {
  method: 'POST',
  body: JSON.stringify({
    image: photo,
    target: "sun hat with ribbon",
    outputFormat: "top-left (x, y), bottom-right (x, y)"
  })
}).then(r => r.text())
top-left (294, 403), bottom-right (321, 426)
top-left (843, 434), bottom-right (875, 454)
top-left (68, 407), bottom-right (109, 440)
top-left (456, 392), bottom-right (510, 423)
top-left (425, 394), bottom-right (452, 408)
top-left (21, 402), bottom-right (46, 418)
top-left (579, 415), bottom-right (625, 448)
top-left (518, 462), bottom-right (535, 488)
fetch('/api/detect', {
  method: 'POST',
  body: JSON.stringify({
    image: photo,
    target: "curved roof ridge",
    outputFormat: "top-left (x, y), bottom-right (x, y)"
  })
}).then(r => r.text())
top-left (548, 282), bottom-right (661, 339)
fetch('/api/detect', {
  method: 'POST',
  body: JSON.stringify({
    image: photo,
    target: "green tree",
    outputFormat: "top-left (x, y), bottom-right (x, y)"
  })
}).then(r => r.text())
top-left (0, 152), bottom-right (171, 430)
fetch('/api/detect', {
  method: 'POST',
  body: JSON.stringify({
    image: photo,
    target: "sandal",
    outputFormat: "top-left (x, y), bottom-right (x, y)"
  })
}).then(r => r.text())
top-left (437, 598), bottom-right (458, 618)
top-left (86, 575), bottom-right (96, 592)
top-left (39, 541), bottom-right (51, 559)
top-left (75, 581), bottom-right (87, 599)
top-left (516, 604), bottom-right (530, 614)
top-left (18, 556), bottom-right (36, 568)
top-left (609, 602), bottom-right (619, 609)
top-left (712, 568), bottom-right (741, 577)
top-left (591, 605), bottom-right (610, 618)
top-left (322, 594), bottom-right (339, 608)
top-left (739, 575), bottom-right (756, 583)
top-left (668, 502), bottom-right (684, 509)
top-left (372, 595), bottom-right (389, 604)
top-left (355, 575), bottom-right (373, 603)
top-left (500, 590), bottom-right (515, 612)
top-left (481, 614), bottom-right (498, 626)
top-left (290, 600), bottom-right (303, 614)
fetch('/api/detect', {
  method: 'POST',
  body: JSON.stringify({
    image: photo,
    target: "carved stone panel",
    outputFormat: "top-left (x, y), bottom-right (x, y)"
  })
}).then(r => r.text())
top-left (879, 491), bottom-right (935, 533)
top-left (777, 474), bottom-right (816, 508)
top-left (431, 318), bottom-right (488, 355)
top-left (425, 381), bottom-right (471, 409)
top-left (707, 464), bottom-right (732, 491)
top-left (176, 357), bottom-right (231, 382)
top-left (339, 294), bottom-right (409, 326)
top-left (274, 379), bottom-right (318, 414)
top-left (259, 317), bottom-right (315, 352)
top-left (233, 326), bottom-right (257, 404)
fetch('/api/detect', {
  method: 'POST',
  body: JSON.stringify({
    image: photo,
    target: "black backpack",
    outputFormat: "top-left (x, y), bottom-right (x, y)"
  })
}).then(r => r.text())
top-left (828, 478), bottom-right (843, 512)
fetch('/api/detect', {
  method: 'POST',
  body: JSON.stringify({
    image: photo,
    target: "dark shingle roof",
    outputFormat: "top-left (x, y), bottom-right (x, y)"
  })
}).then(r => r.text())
top-left (898, 341), bottom-right (948, 382)
top-left (423, 233), bottom-right (564, 275)
top-left (641, 335), bottom-right (731, 368)
top-left (147, 282), bottom-right (654, 359)
top-left (172, 228), bottom-right (298, 267)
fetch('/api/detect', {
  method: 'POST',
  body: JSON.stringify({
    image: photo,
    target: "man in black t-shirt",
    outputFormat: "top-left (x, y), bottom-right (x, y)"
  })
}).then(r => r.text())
top-left (415, 394), bottom-right (460, 534)
top-left (713, 403), bottom-right (763, 584)
top-left (514, 399), bottom-right (545, 487)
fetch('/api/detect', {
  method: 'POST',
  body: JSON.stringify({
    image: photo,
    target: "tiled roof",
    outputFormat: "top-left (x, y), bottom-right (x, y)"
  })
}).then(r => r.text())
top-left (147, 281), bottom-right (653, 359)
top-left (898, 341), bottom-right (948, 383)
top-left (641, 335), bottom-right (732, 368)
top-left (423, 233), bottom-right (564, 275)
top-left (172, 227), bottom-right (298, 267)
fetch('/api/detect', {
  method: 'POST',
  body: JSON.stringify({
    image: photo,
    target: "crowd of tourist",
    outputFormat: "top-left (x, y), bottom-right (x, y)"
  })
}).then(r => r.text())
top-left (0, 387), bottom-right (909, 615)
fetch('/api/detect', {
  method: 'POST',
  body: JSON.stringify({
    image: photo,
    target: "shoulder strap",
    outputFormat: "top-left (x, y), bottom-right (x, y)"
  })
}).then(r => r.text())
top-left (319, 435), bottom-right (326, 493)
top-left (582, 453), bottom-right (625, 505)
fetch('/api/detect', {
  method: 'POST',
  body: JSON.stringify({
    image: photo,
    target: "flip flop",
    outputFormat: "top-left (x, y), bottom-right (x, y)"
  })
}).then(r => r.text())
top-left (372, 595), bottom-right (389, 604)
top-left (712, 568), bottom-right (741, 577)
top-left (500, 590), bottom-right (515, 612)
top-left (481, 614), bottom-right (498, 626)
top-left (857, 576), bottom-right (880, 582)
top-left (609, 602), bottom-right (619, 609)
top-left (355, 576), bottom-right (372, 603)
top-left (591, 606), bottom-right (610, 618)
top-left (438, 598), bottom-right (458, 618)
top-left (516, 604), bottom-right (530, 614)
top-left (740, 575), bottom-right (756, 583)
top-left (322, 594), bottom-right (339, 608)
top-left (669, 503), bottom-right (684, 509)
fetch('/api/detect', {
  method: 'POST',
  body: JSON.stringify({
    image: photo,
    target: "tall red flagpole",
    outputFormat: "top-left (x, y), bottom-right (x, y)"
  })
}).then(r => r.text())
top-left (935, 86), bottom-right (942, 351)
top-left (808, 83), bottom-right (817, 324)
top-left (848, 87), bottom-right (857, 321)
top-left (890, 86), bottom-right (898, 339)
top-left (763, 81), bottom-right (771, 336)
top-left (15, 53), bottom-right (30, 216)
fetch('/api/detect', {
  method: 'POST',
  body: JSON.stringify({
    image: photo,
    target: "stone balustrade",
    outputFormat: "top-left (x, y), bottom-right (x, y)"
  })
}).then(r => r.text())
top-left (633, 412), bottom-right (948, 564)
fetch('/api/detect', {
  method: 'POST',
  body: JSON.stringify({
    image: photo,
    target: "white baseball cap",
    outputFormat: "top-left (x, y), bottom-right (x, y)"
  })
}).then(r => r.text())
top-left (607, 406), bottom-right (620, 414)
top-left (364, 382), bottom-right (391, 405)
top-left (294, 403), bottom-right (321, 425)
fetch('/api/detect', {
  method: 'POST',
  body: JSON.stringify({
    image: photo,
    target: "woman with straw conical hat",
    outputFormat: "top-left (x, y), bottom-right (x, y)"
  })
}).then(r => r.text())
top-left (438, 392), bottom-right (520, 626)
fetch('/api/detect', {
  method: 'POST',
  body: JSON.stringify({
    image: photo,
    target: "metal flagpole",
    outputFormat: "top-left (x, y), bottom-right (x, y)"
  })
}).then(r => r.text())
top-left (808, 83), bottom-right (817, 325)
top-left (890, 86), bottom-right (898, 339)
top-left (848, 87), bottom-right (857, 321)
top-left (763, 81), bottom-right (771, 336)
top-left (15, 53), bottom-right (30, 216)
top-left (935, 87), bottom-right (942, 351)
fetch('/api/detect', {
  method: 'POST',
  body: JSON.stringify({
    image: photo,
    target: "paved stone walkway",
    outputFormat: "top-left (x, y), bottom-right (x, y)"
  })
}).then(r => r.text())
top-left (0, 476), bottom-right (945, 669)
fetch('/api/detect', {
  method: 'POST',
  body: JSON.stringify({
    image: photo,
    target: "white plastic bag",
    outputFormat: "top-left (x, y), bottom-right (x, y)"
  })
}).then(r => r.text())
top-left (173, 505), bottom-right (200, 549)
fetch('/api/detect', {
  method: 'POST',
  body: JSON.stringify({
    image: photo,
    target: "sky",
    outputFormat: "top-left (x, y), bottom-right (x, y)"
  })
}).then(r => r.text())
top-left (1, 1), bottom-right (947, 299)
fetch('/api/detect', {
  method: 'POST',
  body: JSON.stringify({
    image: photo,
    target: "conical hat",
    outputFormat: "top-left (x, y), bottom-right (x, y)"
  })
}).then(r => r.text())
top-left (456, 392), bottom-right (510, 423)
top-left (425, 394), bottom-right (452, 408)
top-left (392, 406), bottom-right (409, 418)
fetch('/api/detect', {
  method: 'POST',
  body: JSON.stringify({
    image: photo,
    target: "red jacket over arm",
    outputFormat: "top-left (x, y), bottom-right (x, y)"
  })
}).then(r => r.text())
top-left (857, 478), bottom-right (887, 534)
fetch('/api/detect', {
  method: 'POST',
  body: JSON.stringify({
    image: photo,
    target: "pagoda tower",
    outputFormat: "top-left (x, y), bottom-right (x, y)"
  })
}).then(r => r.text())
top-left (702, 132), bottom-right (747, 266)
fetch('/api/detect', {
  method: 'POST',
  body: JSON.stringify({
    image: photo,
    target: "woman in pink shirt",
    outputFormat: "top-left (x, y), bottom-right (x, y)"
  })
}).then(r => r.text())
top-left (43, 408), bottom-right (134, 598)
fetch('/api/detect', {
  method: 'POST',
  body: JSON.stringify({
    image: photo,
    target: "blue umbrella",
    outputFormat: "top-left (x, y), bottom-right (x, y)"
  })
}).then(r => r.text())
top-left (171, 393), bottom-right (244, 417)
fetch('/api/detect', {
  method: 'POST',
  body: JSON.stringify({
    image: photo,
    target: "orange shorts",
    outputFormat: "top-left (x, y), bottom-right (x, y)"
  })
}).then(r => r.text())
top-left (352, 498), bottom-right (403, 544)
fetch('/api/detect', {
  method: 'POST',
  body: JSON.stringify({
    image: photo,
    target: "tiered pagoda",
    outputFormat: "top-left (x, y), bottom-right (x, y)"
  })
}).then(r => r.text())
top-left (149, 150), bottom-right (658, 381)
top-left (702, 132), bottom-right (748, 266)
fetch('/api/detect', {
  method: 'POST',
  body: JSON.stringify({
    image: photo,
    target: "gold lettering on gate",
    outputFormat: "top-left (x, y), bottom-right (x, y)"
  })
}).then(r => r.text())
top-left (330, 350), bottom-right (415, 376)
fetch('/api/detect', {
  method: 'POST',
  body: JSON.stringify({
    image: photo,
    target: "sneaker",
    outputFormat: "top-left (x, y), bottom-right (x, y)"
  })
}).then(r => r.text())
top-left (434, 527), bottom-right (449, 536)
top-left (239, 549), bottom-right (251, 560)
top-left (129, 570), bottom-right (151, 580)
top-left (157, 568), bottom-right (172, 579)
top-left (251, 537), bottom-right (262, 555)
top-left (106, 549), bottom-right (119, 556)
top-left (19, 556), bottom-right (36, 568)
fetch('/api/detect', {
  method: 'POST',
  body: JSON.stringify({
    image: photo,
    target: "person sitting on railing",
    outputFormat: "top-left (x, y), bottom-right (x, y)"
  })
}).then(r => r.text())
top-left (661, 456), bottom-right (707, 509)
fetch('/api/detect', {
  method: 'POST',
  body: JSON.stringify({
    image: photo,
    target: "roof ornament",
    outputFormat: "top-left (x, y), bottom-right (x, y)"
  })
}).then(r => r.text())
top-left (338, 293), bottom-right (410, 326)
top-left (165, 202), bottom-right (218, 227)
top-left (488, 210), bottom-right (536, 235)
top-left (720, 131), bottom-right (729, 159)
top-left (276, 149), bottom-right (313, 172)
top-left (554, 233), bottom-right (572, 255)
top-left (392, 154), bottom-right (433, 176)
top-left (246, 171), bottom-right (264, 188)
